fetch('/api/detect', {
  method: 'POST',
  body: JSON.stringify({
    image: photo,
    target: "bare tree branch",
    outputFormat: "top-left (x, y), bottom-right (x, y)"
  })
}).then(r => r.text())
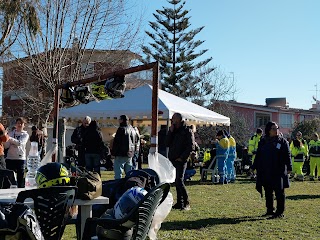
top-left (3, 0), bottom-right (143, 125)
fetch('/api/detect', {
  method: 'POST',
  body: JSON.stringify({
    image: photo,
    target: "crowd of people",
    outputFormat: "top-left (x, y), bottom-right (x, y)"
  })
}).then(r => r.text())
top-left (70, 115), bottom-right (144, 179)
top-left (1, 113), bottom-right (318, 221)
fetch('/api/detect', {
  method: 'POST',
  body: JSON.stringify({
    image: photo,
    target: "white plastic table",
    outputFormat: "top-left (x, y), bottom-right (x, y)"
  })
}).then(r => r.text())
top-left (0, 188), bottom-right (109, 239)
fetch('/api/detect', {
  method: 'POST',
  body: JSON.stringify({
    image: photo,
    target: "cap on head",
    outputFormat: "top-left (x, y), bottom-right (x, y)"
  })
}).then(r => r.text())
top-left (31, 126), bottom-right (37, 131)
top-left (120, 115), bottom-right (129, 121)
top-left (256, 128), bottom-right (263, 134)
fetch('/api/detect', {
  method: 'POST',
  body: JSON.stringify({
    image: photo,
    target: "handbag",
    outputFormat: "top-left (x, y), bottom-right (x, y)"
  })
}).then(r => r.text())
top-left (0, 202), bottom-right (44, 240)
top-left (70, 166), bottom-right (102, 200)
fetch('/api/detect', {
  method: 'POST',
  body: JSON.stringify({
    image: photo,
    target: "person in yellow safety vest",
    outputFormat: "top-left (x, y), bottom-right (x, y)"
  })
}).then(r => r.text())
top-left (308, 132), bottom-right (320, 181)
top-left (203, 148), bottom-right (211, 164)
top-left (248, 128), bottom-right (263, 164)
top-left (216, 130), bottom-right (229, 184)
top-left (291, 139), bottom-right (307, 181)
top-left (200, 148), bottom-right (212, 180)
top-left (290, 131), bottom-right (309, 175)
top-left (248, 128), bottom-right (263, 179)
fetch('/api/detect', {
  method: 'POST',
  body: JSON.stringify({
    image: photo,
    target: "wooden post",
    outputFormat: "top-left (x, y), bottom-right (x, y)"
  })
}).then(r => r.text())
top-left (150, 62), bottom-right (159, 153)
top-left (52, 87), bottom-right (60, 162)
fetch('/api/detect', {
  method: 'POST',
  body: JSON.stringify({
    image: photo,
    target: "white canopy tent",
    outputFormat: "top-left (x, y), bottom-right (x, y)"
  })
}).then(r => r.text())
top-left (59, 84), bottom-right (230, 125)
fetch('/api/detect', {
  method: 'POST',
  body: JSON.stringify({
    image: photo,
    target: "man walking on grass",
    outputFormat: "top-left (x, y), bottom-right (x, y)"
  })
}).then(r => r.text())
top-left (166, 112), bottom-right (195, 211)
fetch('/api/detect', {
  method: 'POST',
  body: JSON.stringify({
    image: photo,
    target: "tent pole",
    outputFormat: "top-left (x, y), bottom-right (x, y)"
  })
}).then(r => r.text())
top-left (149, 62), bottom-right (159, 154)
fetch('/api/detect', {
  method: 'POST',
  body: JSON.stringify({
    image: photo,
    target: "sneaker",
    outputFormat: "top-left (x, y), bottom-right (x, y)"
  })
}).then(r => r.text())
top-left (181, 204), bottom-right (191, 211)
top-left (172, 203), bottom-right (182, 210)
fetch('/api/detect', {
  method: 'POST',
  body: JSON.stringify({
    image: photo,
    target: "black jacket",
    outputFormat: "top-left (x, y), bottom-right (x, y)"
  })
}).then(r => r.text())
top-left (83, 122), bottom-right (104, 154)
top-left (158, 128), bottom-right (167, 153)
top-left (71, 125), bottom-right (87, 146)
top-left (112, 123), bottom-right (136, 157)
top-left (252, 135), bottom-right (292, 191)
top-left (165, 121), bottom-right (194, 162)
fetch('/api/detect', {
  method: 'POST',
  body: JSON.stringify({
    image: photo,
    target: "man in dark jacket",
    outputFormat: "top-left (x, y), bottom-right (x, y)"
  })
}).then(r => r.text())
top-left (83, 120), bottom-right (104, 175)
top-left (111, 115), bottom-right (136, 179)
top-left (71, 116), bottom-right (91, 167)
top-left (166, 112), bottom-right (195, 210)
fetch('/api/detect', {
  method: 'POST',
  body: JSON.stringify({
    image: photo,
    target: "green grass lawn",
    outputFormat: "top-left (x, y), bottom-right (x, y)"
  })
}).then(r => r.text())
top-left (63, 169), bottom-right (320, 240)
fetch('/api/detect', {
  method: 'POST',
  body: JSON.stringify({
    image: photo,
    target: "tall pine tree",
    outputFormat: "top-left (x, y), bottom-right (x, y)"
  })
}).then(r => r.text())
top-left (142, 0), bottom-right (214, 99)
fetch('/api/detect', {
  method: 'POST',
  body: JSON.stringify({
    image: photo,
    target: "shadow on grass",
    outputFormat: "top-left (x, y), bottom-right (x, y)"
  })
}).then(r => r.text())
top-left (161, 216), bottom-right (264, 230)
top-left (184, 180), bottom-right (256, 186)
top-left (182, 174), bottom-right (256, 186)
top-left (287, 194), bottom-right (320, 200)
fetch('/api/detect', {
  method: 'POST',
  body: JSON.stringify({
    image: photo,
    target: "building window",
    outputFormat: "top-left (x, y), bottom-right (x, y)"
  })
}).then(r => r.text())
top-left (255, 112), bottom-right (271, 128)
top-left (279, 113), bottom-right (293, 128)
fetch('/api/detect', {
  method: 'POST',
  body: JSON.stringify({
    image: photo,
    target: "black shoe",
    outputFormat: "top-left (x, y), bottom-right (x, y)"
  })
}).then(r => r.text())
top-left (261, 211), bottom-right (275, 217)
top-left (268, 213), bottom-right (284, 219)
top-left (172, 203), bottom-right (182, 210)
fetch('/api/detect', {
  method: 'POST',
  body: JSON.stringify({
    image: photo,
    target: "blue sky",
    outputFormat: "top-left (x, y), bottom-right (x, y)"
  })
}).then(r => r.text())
top-left (136, 0), bottom-right (320, 110)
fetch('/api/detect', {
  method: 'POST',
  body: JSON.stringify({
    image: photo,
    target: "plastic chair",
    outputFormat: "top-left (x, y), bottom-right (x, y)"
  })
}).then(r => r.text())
top-left (81, 182), bottom-right (170, 240)
top-left (16, 186), bottom-right (77, 240)
top-left (201, 157), bottom-right (218, 183)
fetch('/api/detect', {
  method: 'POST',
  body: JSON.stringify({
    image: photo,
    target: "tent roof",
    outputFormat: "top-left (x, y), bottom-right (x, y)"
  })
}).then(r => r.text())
top-left (59, 84), bottom-right (230, 125)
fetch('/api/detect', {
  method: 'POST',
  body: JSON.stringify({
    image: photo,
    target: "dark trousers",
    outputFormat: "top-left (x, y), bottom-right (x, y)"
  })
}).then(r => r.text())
top-left (77, 148), bottom-right (86, 167)
top-left (264, 186), bottom-right (285, 214)
top-left (85, 153), bottom-right (101, 176)
top-left (0, 155), bottom-right (6, 169)
top-left (5, 159), bottom-right (26, 188)
top-left (172, 160), bottom-right (189, 207)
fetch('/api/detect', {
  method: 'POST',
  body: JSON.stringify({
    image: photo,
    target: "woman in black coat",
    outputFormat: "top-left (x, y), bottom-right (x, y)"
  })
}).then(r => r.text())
top-left (251, 121), bottom-right (292, 218)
